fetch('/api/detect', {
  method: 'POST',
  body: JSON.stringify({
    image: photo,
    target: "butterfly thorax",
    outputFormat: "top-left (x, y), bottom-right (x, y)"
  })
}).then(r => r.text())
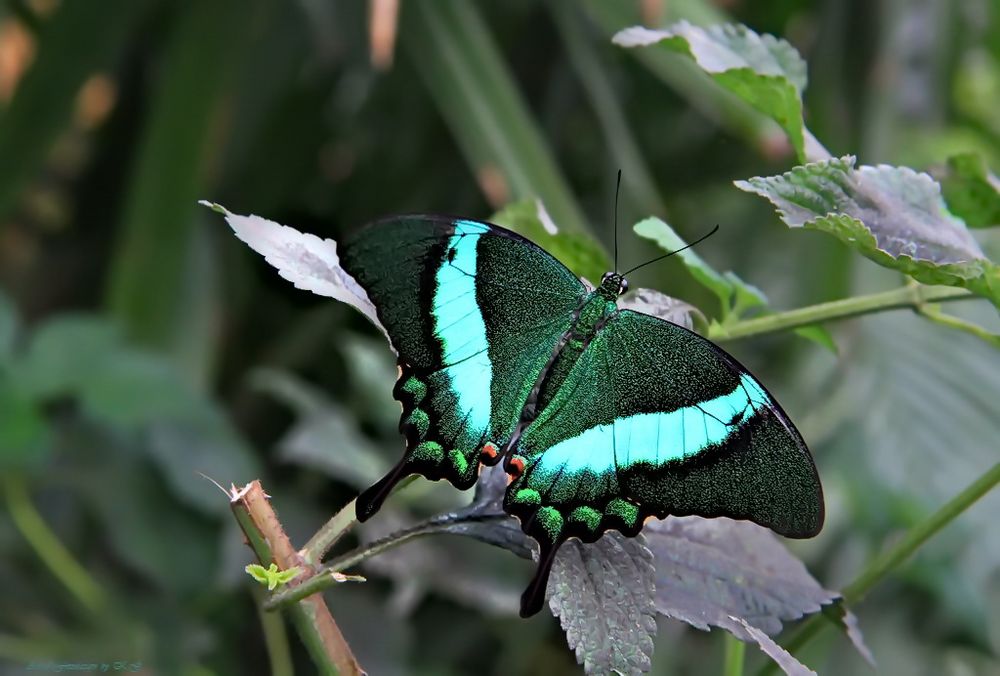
top-left (532, 286), bottom-right (619, 413)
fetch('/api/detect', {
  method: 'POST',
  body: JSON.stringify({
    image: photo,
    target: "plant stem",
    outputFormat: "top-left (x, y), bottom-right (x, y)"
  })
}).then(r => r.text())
top-left (254, 587), bottom-right (294, 676)
top-left (723, 634), bottom-right (746, 676)
top-left (271, 512), bottom-right (505, 610)
top-left (708, 285), bottom-right (975, 342)
top-left (759, 460), bottom-right (1000, 675)
top-left (3, 475), bottom-right (105, 616)
top-left (300, 475), bottom-right (419, 565)
top-left (842, 460), bottom-right (1000, 604)
top-left (232, 481), bottom-right (362, 676)
top-left (300, 498), bottom-right (358, 566)
top-left (265, 570), bottom-right (366, 611)
top-left (916, 306), bottom-right (1000, 348)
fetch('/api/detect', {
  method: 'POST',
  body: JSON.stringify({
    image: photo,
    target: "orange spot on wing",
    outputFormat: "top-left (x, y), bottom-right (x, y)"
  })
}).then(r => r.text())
top-left (480, 442), bottom-right (499, 461)
top-left (508, 456), bottom-right (525, 478)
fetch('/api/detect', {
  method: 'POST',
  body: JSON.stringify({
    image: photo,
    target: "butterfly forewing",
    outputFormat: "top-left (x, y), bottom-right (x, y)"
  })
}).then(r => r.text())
top-left (339, 216), bottom-right (586, 519)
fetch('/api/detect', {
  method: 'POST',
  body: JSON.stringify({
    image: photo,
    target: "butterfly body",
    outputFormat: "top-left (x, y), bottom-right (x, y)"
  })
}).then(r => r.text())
top-left (340, 216), bottom-right (823, 617)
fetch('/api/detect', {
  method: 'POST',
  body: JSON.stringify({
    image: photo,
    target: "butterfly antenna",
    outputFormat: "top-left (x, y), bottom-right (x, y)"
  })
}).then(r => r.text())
top-left (613, 169), bottom-right (622, 273)
top-left (622, 224), bottom-right (720, 276)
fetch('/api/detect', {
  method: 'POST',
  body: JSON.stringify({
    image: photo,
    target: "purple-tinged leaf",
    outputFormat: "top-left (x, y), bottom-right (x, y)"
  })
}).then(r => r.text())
top-left (547, 532), bottom-right (657, 676)
top-left (645, 516), bottom-right (836, 637)
top-left (735, 157), bottom-right (1000, 306)
top-left (722, 616), bottom-right (816, 676)
top-left (201, 201), bottom-right (389, 341)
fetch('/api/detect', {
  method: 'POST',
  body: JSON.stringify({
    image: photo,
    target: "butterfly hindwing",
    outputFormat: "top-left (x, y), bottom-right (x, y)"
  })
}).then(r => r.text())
top-left (505, 309), bottom-right (823, 615)
top-left (339, 216), bottom-right (586, 520)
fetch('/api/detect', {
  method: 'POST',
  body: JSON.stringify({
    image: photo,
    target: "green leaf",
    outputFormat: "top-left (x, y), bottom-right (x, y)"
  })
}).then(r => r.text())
top-left (935, 152), bottom-right (1000, 228)
top-left (0, 291), bottom-right (18, 365)
top-left (614, 22), bottom-right (809, 161)
top-left (246, 563), bottom-right (302, 591)
top-left (492, 200), bottom-right (611, 284)
top-left (433, 465), bottom-right (535, 560)
top-left (736, 156), bottom-right (1000, 306)
top-left (633, 217), bottom-right (767, 320)
top-left (12, 314), bottom-right (260, 514)
top-left (359, 506), bottom-right (523, 617)
top-left (547, 532), bottom-right (657, 676)
top-left (12, 316), bottom-right (120, 399)
top-left (415, 464), bottom-right (660, 667)
top-left (794, 325), bottom-right (838, 353)
top-left (252, 368), bottom-right (389, 491)
top-left (0, 380), bottom-right (49, 470)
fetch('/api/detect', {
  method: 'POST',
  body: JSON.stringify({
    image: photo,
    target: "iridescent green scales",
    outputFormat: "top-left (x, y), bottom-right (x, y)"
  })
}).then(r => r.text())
top-left (340, 215), bottom-right (824, 618)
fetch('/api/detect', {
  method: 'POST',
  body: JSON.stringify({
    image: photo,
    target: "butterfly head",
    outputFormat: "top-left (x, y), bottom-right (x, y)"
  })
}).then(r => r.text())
top-left (599, 271), bottom-right (628, 299)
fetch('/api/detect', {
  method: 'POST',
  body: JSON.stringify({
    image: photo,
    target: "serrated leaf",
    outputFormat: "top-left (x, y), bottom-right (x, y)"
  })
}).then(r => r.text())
top-left (736, 156), bottom-right (1000, 306)
top-left (245, 562), bottom-right (302, 591)
top-left (547, 532), bottom-right (657, 676)
top-left (721, 616), bottom-right (816, 676)
top-left (633, 217), bottom-right (767, 320)
top-left (618, 288), bottom-right (701, 330)
top-left (201, 201), bottom-right (389, 343)
top-left (614, 22), bottom-right (808, 160)
top-left (934, 152), bottom-right (1000, 228)
top-left (245, 563), bottom-right (271, 584)
top-left (645, 516), bottom-right (837, 637)
top-left (832, 605), bottom-right (877, 667)
top-left (492, 199), bottom-right (611, 285)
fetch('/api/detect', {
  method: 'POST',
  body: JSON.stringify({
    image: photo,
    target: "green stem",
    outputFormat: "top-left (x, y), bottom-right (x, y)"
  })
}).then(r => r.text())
top-left (300, 498), bottom-right (358, 566)
top-left (842, 460), bottom-right (1000, 604)
top-left (916, 306), bottom-right (1000, 348)
top-left (759, 460), bottom-right (1000, 676)
top-left (232, 480), bottom-right (361, 675)
top-left (264, 570), bottom-right (366, 612)
top-left (708, 285), bottom-right (974, 342)
top-left (723, 634), bottom-right (746, 676)
top-left (254, 587), bottom-right (294, 676)
top-left (3, 475), bottom-right (105, 615)
top-left (271, 512), bottom-right (507, 611)
top-left (300, 475), bottom-right (420, 565)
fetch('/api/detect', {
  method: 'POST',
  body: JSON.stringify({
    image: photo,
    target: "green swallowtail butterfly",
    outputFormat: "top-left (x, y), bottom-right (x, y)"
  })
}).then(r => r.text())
top-left (340, 216), bottom-right (823, 617)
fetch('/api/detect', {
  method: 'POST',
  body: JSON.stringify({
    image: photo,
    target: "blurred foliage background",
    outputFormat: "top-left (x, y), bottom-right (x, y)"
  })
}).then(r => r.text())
top-left (1, 0), bottom-right (999, 674)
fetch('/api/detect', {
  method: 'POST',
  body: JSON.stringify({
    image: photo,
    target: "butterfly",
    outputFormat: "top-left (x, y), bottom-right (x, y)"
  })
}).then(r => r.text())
top-left (340, 215), bottom-right (824, 617)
